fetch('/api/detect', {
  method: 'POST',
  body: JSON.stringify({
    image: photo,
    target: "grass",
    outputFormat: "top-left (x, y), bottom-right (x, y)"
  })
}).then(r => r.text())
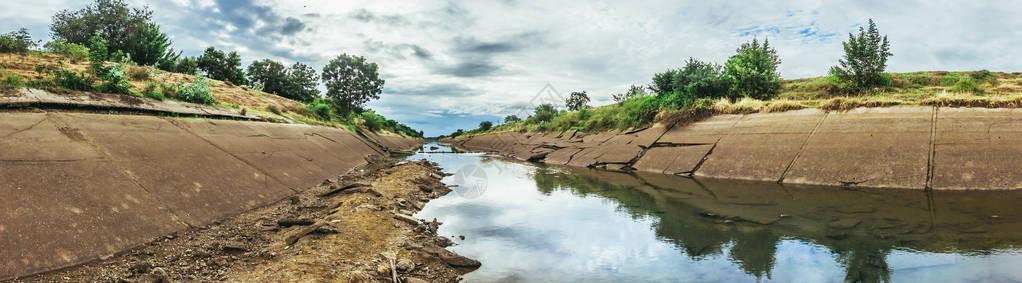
top-left (455, 70), bottom-right (1022, 138)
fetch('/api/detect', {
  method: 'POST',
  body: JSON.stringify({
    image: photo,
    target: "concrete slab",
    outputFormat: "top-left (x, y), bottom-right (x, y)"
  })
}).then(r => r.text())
top-left (783, 107), bottom-right (932, 189)
top-left (543, 148), bottom-right (583, 165)
top-left (657, 114), bottom-right (742, 144)
top-left (932, 108), bottom-right (1022, 190)
top-left (695, 109), bottom-right (825, 182)
top-left (60, 113), bottom-right (294, 225)
top-left (633, 145), bottom-right (714, 174)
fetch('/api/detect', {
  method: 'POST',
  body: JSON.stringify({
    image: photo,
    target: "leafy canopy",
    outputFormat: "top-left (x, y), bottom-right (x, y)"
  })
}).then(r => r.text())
top-left (565, 91), bottom-right (590, 111)
top-left (197, 46), bottom-right (248, 85)
top-left (321, 54), bottom-right (384, 115)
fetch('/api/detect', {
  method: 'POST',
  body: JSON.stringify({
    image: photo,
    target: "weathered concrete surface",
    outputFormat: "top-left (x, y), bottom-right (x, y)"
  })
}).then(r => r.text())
top-left (695, 109), bottom-right (825, 182)
top-left (0, 112), bottom-right (419, 280)
top-left (454, 105), bottom-right (1022, 191)
top-left (783, 107), bottom-right (932, 189)
top-left (931, 108), bottom-right (1022, 190)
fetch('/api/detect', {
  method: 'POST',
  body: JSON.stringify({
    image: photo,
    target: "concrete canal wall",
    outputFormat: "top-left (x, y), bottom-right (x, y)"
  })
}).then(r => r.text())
top-left (0, 111), bottom-right (420, 280)
top-left (450, 106), bottom-right (1022, 191)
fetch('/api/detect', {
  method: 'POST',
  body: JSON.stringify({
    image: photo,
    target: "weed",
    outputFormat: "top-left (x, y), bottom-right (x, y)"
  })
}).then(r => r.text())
top-left (177, 75), bottom-right (215, 104)
top-left (53, 68), bottom-right (94, 91)
top-left (951, 77), bottom-right (983, 94)
top-left (142, 81), bottom-right (165, 100)
top-left (0, 74), bottom-right (24, 89)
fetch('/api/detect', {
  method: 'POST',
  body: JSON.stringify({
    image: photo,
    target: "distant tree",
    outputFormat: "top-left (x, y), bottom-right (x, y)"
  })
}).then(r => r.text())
top-left (478, 121), bottom-right (493, 131)
top-left (247, 59), bottom-right (288, 95)
top-left (531, 103), bottom-right (558, 122)
top-left (451, 129), bottom-right (465, 137)
top-left (125, 23), bottom-right (172, 66)
top-left (724, 38), bottom-right (782, 100)
top-left (830, 19), bottom-right (892, 92)
top-left (565, 91), bottom-right (590, 111)
top-left (284, 62), bottom-right (320, 102)
top-left (321, 54), bottom-right (384, 115)
top-left (649, 70), bottom-right (676, 95)
top-left (674, 58), bottom-right (730, 99)
top-left (504, 114), bottom-right (521, 123)
top-left (612, 85), bottom-right (647, 103)
top-left (173, 56), bottom-right (198, 75)
top-left (197, 46), bottom-right (247, 85)
top-left (50, 0), bottom-right (154, 54)
top-left (0, 28), bottom-right (35, 54)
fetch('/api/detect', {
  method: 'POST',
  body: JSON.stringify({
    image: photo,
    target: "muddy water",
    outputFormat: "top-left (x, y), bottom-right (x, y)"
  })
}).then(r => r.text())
top-left (408, 142), bottom-right (1022, 282)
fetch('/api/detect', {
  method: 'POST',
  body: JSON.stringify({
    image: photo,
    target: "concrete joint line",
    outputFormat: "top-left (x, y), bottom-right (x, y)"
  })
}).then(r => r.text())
top-left (777, 112), bottom-right (828, 184)
top-left (925, 107), bottom-right (939, 191)
top-left (47, 113), bottom-right (194, 228)
top-left (162, 117), bottom-right (298, 193)
top-left (687, 114), bottom-right (745, 176)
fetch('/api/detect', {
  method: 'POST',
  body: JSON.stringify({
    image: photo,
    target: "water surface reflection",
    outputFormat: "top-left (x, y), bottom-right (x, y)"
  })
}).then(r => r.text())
top-left (410, 143), bottom-right (1022, 282)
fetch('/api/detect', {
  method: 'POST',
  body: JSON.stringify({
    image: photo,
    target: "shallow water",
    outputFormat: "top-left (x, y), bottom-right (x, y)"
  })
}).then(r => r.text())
top-left (408, 142), bottom-right (1022, 282)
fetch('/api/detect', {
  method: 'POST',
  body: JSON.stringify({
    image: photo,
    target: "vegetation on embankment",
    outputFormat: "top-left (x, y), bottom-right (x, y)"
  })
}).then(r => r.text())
top-left (0, 0), bottom-right (422, 138)
top-left (443, 19), bottom-right (1022, 139)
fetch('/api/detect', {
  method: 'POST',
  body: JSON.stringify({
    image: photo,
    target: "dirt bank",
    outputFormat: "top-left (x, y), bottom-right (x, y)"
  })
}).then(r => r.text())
top-left (14, 159), bottom-right (476, 282)
top-left (450, 106), bottom-right (1022, 190)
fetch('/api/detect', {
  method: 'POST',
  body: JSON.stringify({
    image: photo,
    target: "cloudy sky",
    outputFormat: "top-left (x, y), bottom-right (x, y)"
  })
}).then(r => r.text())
top-left (2, 0), bottom-right (1020, 136)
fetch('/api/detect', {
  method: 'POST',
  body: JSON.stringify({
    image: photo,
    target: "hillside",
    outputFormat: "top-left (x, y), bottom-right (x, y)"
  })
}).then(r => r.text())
top-left (0, 51), bottom-right (416, 137)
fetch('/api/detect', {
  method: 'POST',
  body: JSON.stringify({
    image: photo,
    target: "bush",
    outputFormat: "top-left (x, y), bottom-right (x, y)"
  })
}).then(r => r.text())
top-left (939, 73), bottom-right (963, 86)
top-left (307, 99), bottom-right (333, 120)
top-left (1, 75), bottom-right (24, 89)
top-left (970, 70), bottom-right (996, 82)
top-left (478, 121), bottom-right (493, 131)
top-left (53, 68), bottom-right (94, 91)
top-left (901, 73), bottom-right (932, 87)
top-left (724, 38), bottom-right (782, 100)
top-left (197, 46), bottom-right (247, 85)
top-left (504, 115), bottom-right (521, 123)
top-left (359, 110), bottom-right (387, 132)
top-left (50, 0), bottom-right (155, 52)
top-left (951, 78), bottom-right (983, 94)
top-left (178, 75), bottom-right (215, 104)
top-left (88, 33), bottom-right (109, 76)
top-left (565, 91), bottom-right (590, 111)
top-left (125, 23), bottom-right (172, 66)
top-left (44, 39), bottom-right (89, 63)
top-left (98, 64), bottom-right (133, 94)
top-left (173, 57), bottom-right (198, 75)
top-left (0, 28), bottom-right (35, 54)
top-left (142, 81), bottom-right (164, 100)
top-left (530, 104), bottom-right (558, 123)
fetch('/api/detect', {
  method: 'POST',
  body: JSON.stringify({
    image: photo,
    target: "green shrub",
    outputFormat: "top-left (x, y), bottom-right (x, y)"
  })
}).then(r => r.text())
top-left (970, 70), bottom-right (996, 82)
top-left (829, 19), bottom-right (892, 93)
top-left (88, 33), bottom-right (109, 76)
top-left (358, 110), bottom-right (387, 131)
top-left (902, 73), bottom-right (932, 86)
top-left (478, 121), bottom-right (493, 131)
top-left (177, 75), bottom-right (215, 104)
top-left (53, 68), bottom-right (94, 91)
top-left (142, 82), bottom-right (165, 100)
top-left (529, 104), bottom-right (558, 123)
top-left (98, 64), bottom-right (133, 94)
top-left (0, 28), bottom-right (34, 54)
top-left (44, 39), bottom-right (89, 63)
top-left (1, 75), bottom-right (24, 89)
top-left (951, 77), bottom-right (983, 94)
top-left (939, 73), bottom-right (963, 86)
top-left (307, 99), bottom-right (333, 120)
top-left (723, 38), bottom-right (782, 100)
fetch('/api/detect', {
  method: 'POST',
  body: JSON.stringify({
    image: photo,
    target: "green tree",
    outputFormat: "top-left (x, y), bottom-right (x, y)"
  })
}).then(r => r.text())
top-left (830, 19), bottom-right (892, 92)
top-left (285, 62), bottom-right (320, 102)
top-left (612, 85), bottom-right (647, 103)
top-left (531, 103), bottom-right (557, 122)
top-left (724, 38), bottom-right (782, 100)
top-left (566, 91), bottom-right (590, 111)
top-left (504, 114), bottom-right (521, 123)
top-left (50, 0), bottom-right (154, 54)
top-left (0, 28), bottom-right (35, 54)
top-left (674, 58), bottom-right (730, 99)
top-left (478, 121), bottom-right (493, 131)
top-left (649, 70), bottom-right (677, 95)
top-left (197, 46), bottom-right (247, 85)
top-left (321, 54), bottom-right (384, 115)
top-left (173, 56), bottom-right (198, 75)
top-left (247, 59), bottom-right (288, 95)
top-left (125, 22), bottom-right (172, 66)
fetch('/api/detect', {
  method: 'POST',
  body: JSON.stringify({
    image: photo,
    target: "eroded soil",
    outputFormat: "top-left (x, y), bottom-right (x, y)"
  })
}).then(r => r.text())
top-left (15, 159), bottom-right (476, 282)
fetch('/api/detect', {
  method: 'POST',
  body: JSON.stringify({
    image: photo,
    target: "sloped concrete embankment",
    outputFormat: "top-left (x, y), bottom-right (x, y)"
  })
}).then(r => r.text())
top-left (451, 106), bottom-right (1022, 191)
top-left (0, 112), bottom-right (420, 280)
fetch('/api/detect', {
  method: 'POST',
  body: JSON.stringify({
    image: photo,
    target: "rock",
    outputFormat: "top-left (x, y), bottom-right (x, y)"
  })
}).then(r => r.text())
top-left (427, 247), bottom-right (481, 268)
top-left (147, 267), bottom-right (170, 283)
top-left (394, 214), bottom-right (420, 225)
top-left (282, 220), bottom-right (328, 245)
top-left (397, 258), bottom-right (415, 271)
top-left (219, 241), bottom-right (248, 253)
top-left (405, 278), bottom-right (431, 283)
top-left (277, 218), bottom-right (315, 227)
top-left (458, 235), bottom-right (465, 240)
top-left (395, 198), bottom-right (408, 207)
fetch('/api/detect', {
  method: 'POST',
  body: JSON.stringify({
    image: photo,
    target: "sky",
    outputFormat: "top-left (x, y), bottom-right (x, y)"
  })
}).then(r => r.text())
top-left (2, 0), bottom-right (1021, 136)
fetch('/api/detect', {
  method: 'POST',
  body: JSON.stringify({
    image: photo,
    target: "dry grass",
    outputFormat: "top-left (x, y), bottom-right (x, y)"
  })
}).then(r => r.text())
top-left (920, 92), bottom-right (1022, 108)
top-left (819, 97), bottom-right (903, 111)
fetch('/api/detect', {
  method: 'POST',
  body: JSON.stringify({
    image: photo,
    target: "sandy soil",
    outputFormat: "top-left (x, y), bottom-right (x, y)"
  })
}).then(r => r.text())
top-left (14, 158), bottom-right (477, 282)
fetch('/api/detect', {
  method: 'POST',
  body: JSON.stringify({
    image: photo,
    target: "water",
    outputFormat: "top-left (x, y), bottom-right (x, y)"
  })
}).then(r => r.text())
top-left (408, 142), bottom-right (1022, 282)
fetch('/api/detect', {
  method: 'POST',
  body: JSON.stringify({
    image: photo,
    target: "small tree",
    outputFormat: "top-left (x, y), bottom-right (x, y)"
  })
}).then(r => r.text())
top-left (247, 59), bottom-right (288, 95)
top-left (125, 22), bottom-right (172, 66)
top-left (87, 33), bottom-right (108, 76)
top-left (478, 121), bottom-right (493, 131)
top-left (830, 19), bottom-right (892, 92)
top-left (50, 0), bottom-right (154, 53)
top-left (565, 91), bottom-right (590, 111)
top-left (504, 115), bottom-right (521, 123)
top-left (284, 62), bottom-right (320, 102)
top-left (532, 104), bottom-right (557, 122)
top-left (321, 54), bottom-right (384, 115)
top-left (724, 38), bottom-right (782, 100)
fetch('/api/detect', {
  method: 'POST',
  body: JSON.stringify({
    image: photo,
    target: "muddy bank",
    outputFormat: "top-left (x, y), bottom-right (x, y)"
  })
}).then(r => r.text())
top-left (449, 106), bottom-right (1022, 190)
top-left (0, 111), bottom-right (421, 280)
top-left (15, 159), bottom-right (476, 282)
